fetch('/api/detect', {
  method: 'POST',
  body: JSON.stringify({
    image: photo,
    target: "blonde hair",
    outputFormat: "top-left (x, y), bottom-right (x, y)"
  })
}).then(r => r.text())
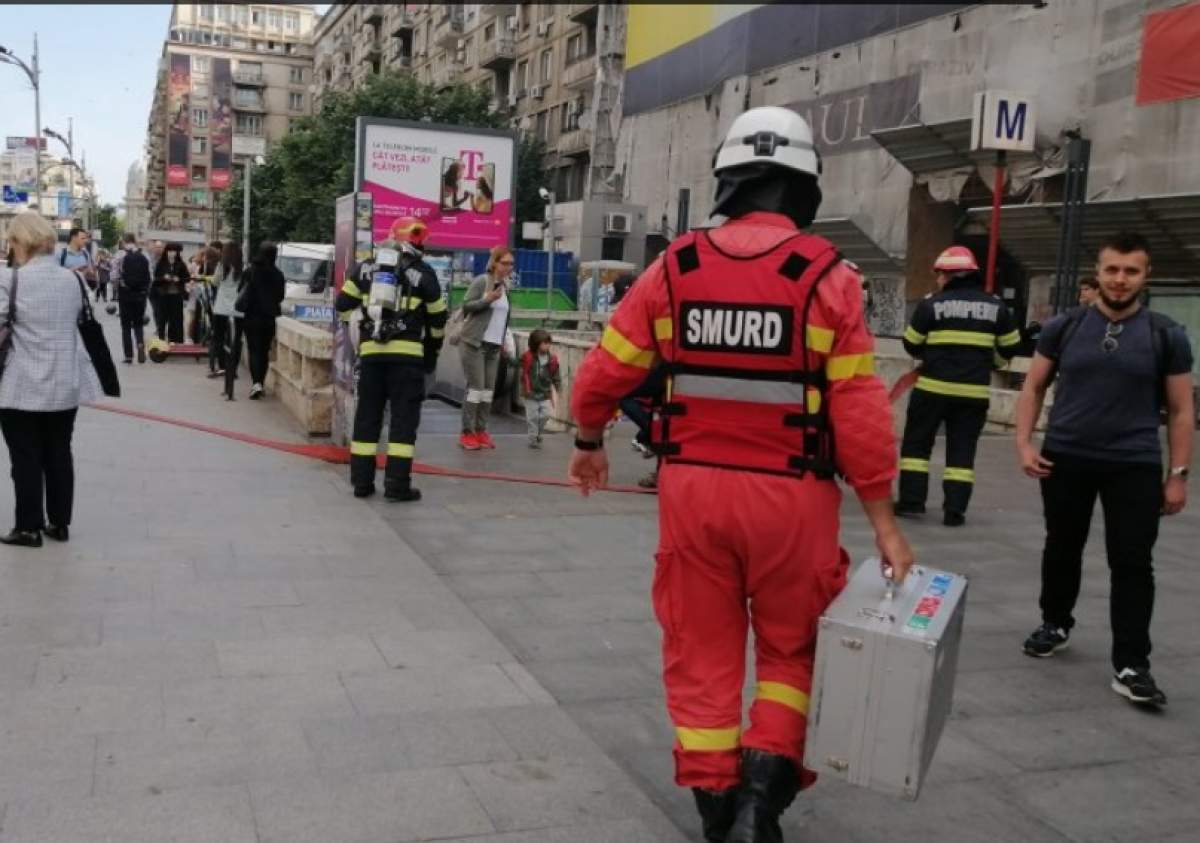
top-left (7, 211), bottom-right (57, 257)
top-left (487, 244), bottom-right (514, 275)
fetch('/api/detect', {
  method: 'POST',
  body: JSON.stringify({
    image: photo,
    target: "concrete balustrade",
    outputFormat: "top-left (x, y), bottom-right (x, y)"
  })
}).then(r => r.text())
top-left (269, 316), bottom-right (335, 435)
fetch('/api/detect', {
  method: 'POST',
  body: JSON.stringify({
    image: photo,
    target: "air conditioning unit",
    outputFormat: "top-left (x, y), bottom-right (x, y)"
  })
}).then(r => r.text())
top-left (507, 92), bottom-right (519, 107)
top-left (530, 85), bottom-right (544, 99)
top-left (456, 38), bottom-right (466, 49)
top-left (506, 15), bottom-right (519, 32)
top-left (605, 212), bottom-right (632, 235)
top-left (537, 21), bottom-right (551, 37)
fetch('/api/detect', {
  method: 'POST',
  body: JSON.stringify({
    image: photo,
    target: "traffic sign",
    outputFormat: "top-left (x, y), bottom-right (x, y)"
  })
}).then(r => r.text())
top-left (2, 185), bottom-right (30, 204)
top-left (970, 90), bottom-right (1036, 153)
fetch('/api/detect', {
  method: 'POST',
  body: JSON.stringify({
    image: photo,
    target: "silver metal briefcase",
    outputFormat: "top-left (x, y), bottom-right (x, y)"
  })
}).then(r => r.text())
top-left (804, 559), bottom-right (967, 801)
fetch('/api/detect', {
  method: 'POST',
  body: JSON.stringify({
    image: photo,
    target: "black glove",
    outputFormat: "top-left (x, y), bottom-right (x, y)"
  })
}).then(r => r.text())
top-left (423, 352), bottom-right (438, 374)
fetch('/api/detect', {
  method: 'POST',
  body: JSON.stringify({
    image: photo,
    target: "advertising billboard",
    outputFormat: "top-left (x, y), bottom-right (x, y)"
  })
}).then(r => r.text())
top-left (355, 117), bottom-right (516, 252)
top-left (12, 147), bottom-right (37, 192)
top-left (167, 53), bottom-right (191, 187)
top-left (5, 136), bottom-right (46, 151)
top-left (210, 58), bottom-right (233, 189)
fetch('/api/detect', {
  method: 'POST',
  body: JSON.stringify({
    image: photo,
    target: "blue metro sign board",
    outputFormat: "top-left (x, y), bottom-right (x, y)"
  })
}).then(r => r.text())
top-left (970, 90), bottom-right (1037, 154)
top-left (2, 185), bottom-right (30, 204)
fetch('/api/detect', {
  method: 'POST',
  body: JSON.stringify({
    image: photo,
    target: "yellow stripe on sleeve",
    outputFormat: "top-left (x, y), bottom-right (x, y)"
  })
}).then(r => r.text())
top-left (600, 325), bottom-right (655, 369)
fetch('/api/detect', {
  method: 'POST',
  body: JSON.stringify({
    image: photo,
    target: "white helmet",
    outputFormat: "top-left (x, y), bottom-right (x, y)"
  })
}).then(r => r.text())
top-left (713, 106), bottom-right (820, 178)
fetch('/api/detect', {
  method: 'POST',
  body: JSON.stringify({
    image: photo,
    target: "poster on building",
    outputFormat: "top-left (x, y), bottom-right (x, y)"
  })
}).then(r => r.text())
top-left (6, 136), bottom-right (46, 151)
top-left (11, 147), bottom-right (37, 192)
top-left (57, 190), bottom-right (71, 220)
top-left (210, 58), bottom-right (233, 189)
top-left (355, 117), bottom-right (516, 252)
top-left (166, 53), bottom-right (191, 187)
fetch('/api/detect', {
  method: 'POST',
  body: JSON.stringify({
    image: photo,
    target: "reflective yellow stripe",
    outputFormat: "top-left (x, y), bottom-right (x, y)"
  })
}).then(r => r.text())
top-left (944, 467), bottom-right (975, 483)
top-left (342, 280), bottom-right (364, 300)
top-left (756, 681), bottom-right (809, 715)
top-left (927, 330), bottom-right (996, 348)
top-left (338, 310), bottom-right (355, 322)
top-left (426, 298), bottom-right (447, 314)
top-left (350, 441), bottom-right (376, 456)
top-left (675, 726), bottom-right (740, 752)
top-left (654, 317), bottom-right (673, 340)
top-left (903, 325), bottom-right (926, 345)
top-left (807, 389), bottom-right (821, 414)
top-left (997, 329), bottom-right (1021, 347)
top-left (387, 442), bottom-right (414, 458)
top-left (900, 457), bottom-right (930, 473)
top-left (429, 327), bottom-right (445, 339)
top-left (359, 339), bottom-right (425, 357)
top-left (600, 325), bottom-right (655, 369)
top-left (826, 352), bottom-right (874, 381)
top-left (993, 351), bottom-right (1010, 370)
top-left (914, 376), bottom-right (990, 400)
top-left (806, 325), bottom-right (834, 353)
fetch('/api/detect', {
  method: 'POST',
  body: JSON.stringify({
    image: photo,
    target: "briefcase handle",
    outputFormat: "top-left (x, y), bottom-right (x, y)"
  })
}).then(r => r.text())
top-left (871, 556), bottom-right (912, 602)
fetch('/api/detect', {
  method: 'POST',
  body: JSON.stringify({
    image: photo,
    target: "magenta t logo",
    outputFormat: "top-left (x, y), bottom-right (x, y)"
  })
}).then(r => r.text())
top-left (459, 150), bottom-right (485, 180)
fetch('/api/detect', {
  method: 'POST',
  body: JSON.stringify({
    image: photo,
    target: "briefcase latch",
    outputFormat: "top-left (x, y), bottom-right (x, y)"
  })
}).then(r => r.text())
top-left (840, 637), bottom-right (864, 650)
top-left (826, 756), bottom-right (850, 772)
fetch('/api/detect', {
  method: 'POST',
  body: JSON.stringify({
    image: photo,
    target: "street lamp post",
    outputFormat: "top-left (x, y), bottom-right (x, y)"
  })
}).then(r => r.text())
top-left (0, 35), bottom-right (42, 212)
top-left (44, 122), bottom-right (79, 225)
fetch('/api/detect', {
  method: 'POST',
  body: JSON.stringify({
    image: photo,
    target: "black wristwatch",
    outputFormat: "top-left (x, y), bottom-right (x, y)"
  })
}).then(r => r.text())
top-left (574, 437), bottom-right (604, 451)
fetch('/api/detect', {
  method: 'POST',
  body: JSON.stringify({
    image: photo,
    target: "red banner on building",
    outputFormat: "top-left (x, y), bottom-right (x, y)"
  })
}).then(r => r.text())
top-left (166, 53), bottom-right (191, 187)
top-left (210, 58), bottom-right (233, 190)
top-left (1136, 2), bottom-right (1200, 105)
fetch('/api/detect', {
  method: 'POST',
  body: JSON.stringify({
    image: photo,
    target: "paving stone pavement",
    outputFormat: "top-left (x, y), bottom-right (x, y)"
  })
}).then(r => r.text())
top-left (1, 311), bottom-right (1196, 842)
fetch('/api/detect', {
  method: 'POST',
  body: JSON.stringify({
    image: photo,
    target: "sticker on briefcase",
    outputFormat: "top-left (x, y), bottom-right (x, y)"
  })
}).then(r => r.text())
top-left (904, 573), bottom-right (956, 634)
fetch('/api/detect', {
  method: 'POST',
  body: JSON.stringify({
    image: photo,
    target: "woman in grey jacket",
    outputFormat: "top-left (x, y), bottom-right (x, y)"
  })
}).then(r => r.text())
top-left (457, 245), bottom-right (514, 450)
top-left (0, 212), bottom-right (101, 547)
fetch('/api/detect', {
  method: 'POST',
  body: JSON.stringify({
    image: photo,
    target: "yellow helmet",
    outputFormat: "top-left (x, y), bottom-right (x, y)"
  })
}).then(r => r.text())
top-left (147, 337), bottom-right (172, 363)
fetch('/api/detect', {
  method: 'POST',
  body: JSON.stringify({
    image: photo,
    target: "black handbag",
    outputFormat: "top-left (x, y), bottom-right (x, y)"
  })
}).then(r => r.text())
top-left (75, 276), bottom-right (120, 398)
top-left (0, 268), bottom-right (17, 380)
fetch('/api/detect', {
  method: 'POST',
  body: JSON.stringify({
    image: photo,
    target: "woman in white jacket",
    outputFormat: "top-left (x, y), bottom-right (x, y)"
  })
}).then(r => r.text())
top-left (211, 242), bottom-right (244, 394)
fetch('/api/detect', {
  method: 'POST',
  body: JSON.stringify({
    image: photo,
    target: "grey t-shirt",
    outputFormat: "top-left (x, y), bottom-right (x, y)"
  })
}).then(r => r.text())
top-left (1038, 306), bottom-right (1193, 464)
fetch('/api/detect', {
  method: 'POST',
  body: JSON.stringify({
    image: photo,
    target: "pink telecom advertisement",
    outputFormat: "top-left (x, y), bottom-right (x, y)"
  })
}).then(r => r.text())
top-left (356, 118), bottom-right (516, 252)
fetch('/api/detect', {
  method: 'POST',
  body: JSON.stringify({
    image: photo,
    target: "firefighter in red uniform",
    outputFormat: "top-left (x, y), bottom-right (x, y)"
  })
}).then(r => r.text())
top-left (568, 107), bottom-right (914, 843)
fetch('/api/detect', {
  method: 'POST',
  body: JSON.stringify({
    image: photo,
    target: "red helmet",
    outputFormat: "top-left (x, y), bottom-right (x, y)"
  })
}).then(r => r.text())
top-left (933, 245), bottom-right (979, 273)
top-left (389, 216), bottom-right (429, 247)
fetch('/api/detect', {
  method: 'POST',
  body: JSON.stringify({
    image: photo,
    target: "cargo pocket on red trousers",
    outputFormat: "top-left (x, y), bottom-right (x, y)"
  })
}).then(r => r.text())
top-left (652, 550), bottom-right (682, 640)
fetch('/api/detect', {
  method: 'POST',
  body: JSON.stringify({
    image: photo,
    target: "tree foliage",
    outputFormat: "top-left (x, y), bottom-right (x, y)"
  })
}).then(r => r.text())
top-left (222, 71), bottom-right (547, 251)
top-left (95, 204), bottom-right (121, 249)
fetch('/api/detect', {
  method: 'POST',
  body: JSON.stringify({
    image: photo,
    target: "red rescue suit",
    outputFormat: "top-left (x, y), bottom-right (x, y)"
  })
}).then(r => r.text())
top-left (571, 212), bottom-right (897, 792)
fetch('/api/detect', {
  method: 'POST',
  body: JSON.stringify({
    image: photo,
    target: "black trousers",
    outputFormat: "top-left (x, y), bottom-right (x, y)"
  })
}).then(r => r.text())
top-left (118, 296), bottom-right (147, 361)
top-left (0, 408), bottom-right (79, 531)
top-left (243, 316), bottom-right (276, 386)
top-left (223, 318), bottom-right (243, 399)
top-left (208, 314), bottom-right (229, 373)
top-left (149, 292), bottom-right (165, 339)
top-left (1039, 450), bottom-right (1163, 670)
top-left (159, 294), bottom-right (185, 343)
top-left (898, 389), bottom-right (988, 515)
top-left (619, 367), bottom-right (668, 447)
top-left (350, 361), bottom-right (425, 493)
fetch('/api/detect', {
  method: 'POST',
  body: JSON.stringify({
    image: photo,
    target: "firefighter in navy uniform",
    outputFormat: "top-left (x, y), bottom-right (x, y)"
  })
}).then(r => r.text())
top-left (335, 217), bottom-right (448, 501)
top-left (567, 106), bottom-right (914, 843)
top-left (896, 246), bottom-right (1022, 526)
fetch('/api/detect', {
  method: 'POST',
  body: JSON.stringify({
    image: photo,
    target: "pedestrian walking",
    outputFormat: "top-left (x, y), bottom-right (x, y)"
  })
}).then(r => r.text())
top-left (0, 212), bottom-right (102, 547)
top-left (152, 243), bottom-right (189, 343)
top-left (1078, 275), bottom-right (1099, 306)
top-left (238, 242), bottom-right (286, 400)
top-left (520, 329), bottom-right (561, 448)
top-left (1016, 231), bottom-right (1194, 707)
top-left (114, 233), bottom-right (151, 364)
top-left (209, 242), bottom-right (242, 382)
top-left (567, 106), bottom-right (914, 843)
top-left (59, 227), bottom-right (96, 290)
top-left (334, 217), bottom-right (447, 501)
top-left (95, 250), bottom-right (112, 302)
top-left (147, 239), bottom-right (166, 339)
top-left (458, 245), bottom-right (513, 450)
top-left (895, 246), bottom-right (1022, 526)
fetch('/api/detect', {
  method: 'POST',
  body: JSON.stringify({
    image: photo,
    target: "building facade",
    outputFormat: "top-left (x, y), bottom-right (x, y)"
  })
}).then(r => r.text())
top-left (122, 161), bottom-right (151, 240)
top-left (311, 3), bottom-right (642, 264)
top-left (0, 149), bottom-right (98, 248)
top-left (143, 3), bottom-right (319, 240)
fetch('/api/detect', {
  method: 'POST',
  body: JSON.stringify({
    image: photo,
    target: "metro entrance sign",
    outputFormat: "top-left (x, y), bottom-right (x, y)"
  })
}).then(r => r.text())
top-left (970, 90), bottom-right (1037, 292)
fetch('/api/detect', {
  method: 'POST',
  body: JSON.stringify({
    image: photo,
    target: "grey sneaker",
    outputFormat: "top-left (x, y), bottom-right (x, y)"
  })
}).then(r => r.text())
top-left (1023, 623), bottom-right (1069, 658)
top-left (1112, 667), bottom-right (1166, 706)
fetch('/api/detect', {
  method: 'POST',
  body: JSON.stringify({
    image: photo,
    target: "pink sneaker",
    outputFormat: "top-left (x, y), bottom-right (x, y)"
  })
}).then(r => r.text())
top-left (459, 432), bottom-right (481, 451)
top-left (476, 431), bottom-right (496, 449)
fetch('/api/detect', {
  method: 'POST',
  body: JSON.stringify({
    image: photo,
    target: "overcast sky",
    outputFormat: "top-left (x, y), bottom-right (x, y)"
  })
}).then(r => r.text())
top-left (0, 4), bottom-right (329, 208)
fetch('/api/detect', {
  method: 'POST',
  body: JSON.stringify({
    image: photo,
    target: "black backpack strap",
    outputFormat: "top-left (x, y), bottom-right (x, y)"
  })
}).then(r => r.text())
top-left (1146, 311), bottom-right (1176, 380)
top-left (1046, 306), bottom-right (1089, 384)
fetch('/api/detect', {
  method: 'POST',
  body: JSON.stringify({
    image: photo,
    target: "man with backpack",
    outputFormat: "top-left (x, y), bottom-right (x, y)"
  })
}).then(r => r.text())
top-left (1016, 231), bottom-right (1194, 707)
top-left (113, 233), bottom-right (152, 364)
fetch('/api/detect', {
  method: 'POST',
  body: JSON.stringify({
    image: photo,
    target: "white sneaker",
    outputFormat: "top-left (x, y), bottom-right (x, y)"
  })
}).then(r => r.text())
top-left (249, 383), bottom-right (264, 400)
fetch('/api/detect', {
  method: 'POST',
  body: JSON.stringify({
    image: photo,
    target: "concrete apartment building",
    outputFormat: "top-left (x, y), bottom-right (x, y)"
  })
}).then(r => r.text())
top-left (312, 3), bottom-right (644, 265)
top-left (0, 149), bottom-right (98, 249)
top-left (143, 3), bottom-right (319, 240)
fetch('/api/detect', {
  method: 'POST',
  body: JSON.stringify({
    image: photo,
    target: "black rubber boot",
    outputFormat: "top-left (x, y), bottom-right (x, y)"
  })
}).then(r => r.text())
top-left (353, 485), bottom-right (376, 499)
top-left (384, 485), bottom-right (422, 503)
top-left (691, 787), bottom-right (738, 843)
top-left (725, 750), bottom-right (800, 843)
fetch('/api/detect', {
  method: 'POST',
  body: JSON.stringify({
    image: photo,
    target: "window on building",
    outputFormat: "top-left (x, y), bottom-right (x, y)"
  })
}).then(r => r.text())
top-left (192, 83), bottom-right (209, 99)
top-left (285, 12), bottom-right (299, 32)
top-left (601, 236), bottom-right (626, 262)
top-left (540, 48), bottom-right (552, 83)
top-left (216, 5), bottom-right (230, 23)
top-left (239, 61), bottom-right (262, 79)
top-left (535, 109), bottom-right (548, 141)
top-left (193, 56), bottom-right (210, 73)
top-left (191, 189), bottom-right (208, 206)
top-left (566, 32), bottom-right (584, 63)
top-left (232, 37), bottom-right (248, 49)
top-left (520, 4), bottom-right (530, 31)
top-left (191, 165), bottom-right (208, 183)
top-left (268, 9), bottom-right (282, 29)
top-left (235, 113), bottom-right (263, 135)
top-left (289, 66), bottom-right (304, 84)
top-left (516, 60), bottom-right (528, 92)
top-left (484, 22), bottom-right (495, 41)
top-left (251, 8), bottom-right (263, 25)
top-left (192, 108), bottom-right (209, 127)
top-left (235, 6), bottom-right (248, 26)
top-left (201, 30), bottom-right (213, 45)
top-left (234, 89), bottom-right (263, 108)
top-left (289, 92), bottom-right (304, 110)
top-left (462, 36), bottom-right (473, 65)
top-left (198, 5), bottom-right (214, 21)
top-left (191, 137), bottom-right (207, 155)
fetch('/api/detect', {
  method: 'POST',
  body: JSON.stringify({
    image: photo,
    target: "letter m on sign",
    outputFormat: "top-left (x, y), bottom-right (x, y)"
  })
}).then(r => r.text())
top-left (996, 100), bottom-right (1026, 143)
top-left (971, 90), bottom-right (1036, 153)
